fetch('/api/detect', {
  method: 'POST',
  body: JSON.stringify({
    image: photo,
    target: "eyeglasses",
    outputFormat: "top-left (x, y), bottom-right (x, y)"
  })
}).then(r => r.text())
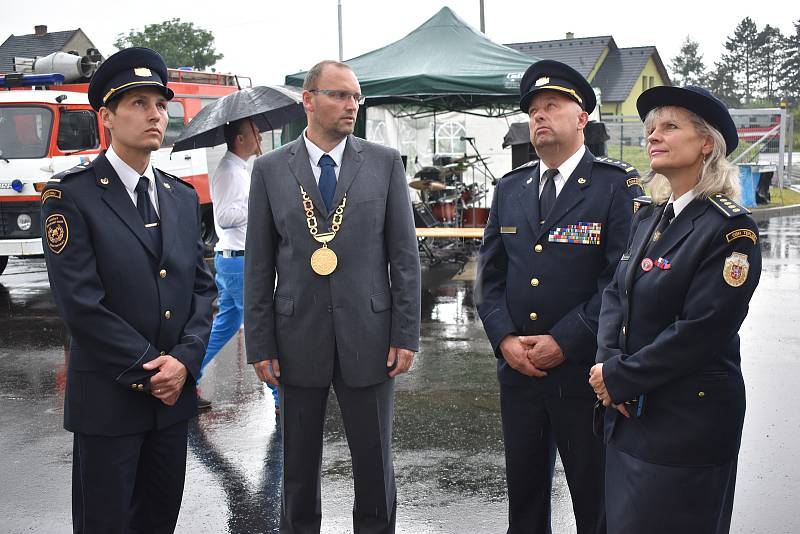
top-left (309, 89), bottom-right (366, 105)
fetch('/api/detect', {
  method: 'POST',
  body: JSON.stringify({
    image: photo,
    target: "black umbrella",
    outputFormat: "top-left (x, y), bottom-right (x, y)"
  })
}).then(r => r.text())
top-left (172, 85), bottom-right (305, 153)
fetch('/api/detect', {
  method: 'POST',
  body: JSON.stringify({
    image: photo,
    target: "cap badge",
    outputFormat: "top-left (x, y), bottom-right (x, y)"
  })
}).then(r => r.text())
top-left (134, 67), bottom-right (152, 77)
top-left (535, 76), bottom-right (550, 87)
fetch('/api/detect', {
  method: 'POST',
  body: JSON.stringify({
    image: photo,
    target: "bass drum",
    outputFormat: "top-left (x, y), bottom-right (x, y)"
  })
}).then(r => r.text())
top-left (462, 207), bottom-right (490, 227)
top-left (431, 201), bottom-right (456, 223)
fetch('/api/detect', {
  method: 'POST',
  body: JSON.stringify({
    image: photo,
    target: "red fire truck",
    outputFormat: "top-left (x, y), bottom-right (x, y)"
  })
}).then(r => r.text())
top-left (0, 52), bottom-right (241, 275)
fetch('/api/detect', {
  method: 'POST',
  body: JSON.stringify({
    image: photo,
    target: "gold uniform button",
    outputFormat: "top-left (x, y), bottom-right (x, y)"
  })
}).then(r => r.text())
top-left (530, 278), bottom-right (539, 287)
top-left (529, 312), bottom-right (538, 321)
top-left (698, 391), bottom-right (706, 398)
top-left (164, 310), bottom-right (172, 319)
top-left (160, 351), bottom-right (166, 355)
top-left (159, 269), bottom-right (167, 278)
top-left (131, 384), bottom-right (138, 390)
top-left (138, 384), bottom-right (144, 391)
top-left (534, 244), bottom-right (543, 253)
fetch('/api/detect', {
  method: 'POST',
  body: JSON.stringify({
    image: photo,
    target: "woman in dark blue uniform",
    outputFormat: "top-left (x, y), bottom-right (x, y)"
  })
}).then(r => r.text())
top-left (588, 85), bottom-right (762, 534)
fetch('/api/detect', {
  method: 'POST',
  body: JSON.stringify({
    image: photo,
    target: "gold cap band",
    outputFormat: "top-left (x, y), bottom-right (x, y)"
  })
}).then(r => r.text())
top-left (103, 80), bottom-right (166, 104)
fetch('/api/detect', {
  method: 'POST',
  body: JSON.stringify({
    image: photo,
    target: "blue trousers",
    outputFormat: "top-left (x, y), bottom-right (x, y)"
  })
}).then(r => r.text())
top-left (200, 254), bottom-right (278, 404)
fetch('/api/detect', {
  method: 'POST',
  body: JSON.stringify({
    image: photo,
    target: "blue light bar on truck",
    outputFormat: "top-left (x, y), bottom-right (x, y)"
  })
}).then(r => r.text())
top-left (0, 73), bottom-right (65, 88)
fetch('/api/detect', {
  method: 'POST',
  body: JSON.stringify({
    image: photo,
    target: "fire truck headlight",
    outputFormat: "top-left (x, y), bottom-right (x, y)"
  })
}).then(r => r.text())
top-left (17, 213), bottom-right (32, 232)
top-left (11, 179), bottom-right (24, 193)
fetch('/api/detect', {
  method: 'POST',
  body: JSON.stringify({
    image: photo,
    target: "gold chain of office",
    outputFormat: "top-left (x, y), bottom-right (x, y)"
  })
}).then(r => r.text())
top-left (301, 185), bottom-right (347, 276)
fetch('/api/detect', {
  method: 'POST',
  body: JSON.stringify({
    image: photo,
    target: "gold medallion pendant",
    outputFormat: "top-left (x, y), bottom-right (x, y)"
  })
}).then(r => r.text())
top-left (311, 245), bottom-right (338, 275)
top-left (300, 186), bottom-right (347, 276)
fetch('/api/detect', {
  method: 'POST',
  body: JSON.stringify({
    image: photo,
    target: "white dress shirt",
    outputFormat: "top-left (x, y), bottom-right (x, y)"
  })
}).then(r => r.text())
top-left (667, 188), bottom-right (697, 219)
top-left (303, 130), bottom-right (347, 183)
top-left (211, 150), bottom-right (250, 251)
top-left (538, 145), bottom-right (586, 198)
top-left (106, 145), bottom-right (159, 216)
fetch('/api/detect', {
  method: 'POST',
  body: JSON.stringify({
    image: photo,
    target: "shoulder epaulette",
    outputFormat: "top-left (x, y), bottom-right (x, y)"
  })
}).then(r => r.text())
top-left (707, 193), bottom-right (751, 218)
top-left (156, 169), bottom-right (195, 190)
top-left (632, 195), bottom-right (652, 214)
top-left (48, 159), bottom-right (93, 183)
top-left (594, 156), bottom-right (639, 177)
top-left (501, 159), bottom-right (538, 180)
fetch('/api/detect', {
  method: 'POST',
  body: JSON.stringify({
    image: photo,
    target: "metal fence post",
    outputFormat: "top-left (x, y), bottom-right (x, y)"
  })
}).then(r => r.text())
top-left (778, 107), bottom-right (787, 191)
top-left (787, 113), bottom-right (795, 187)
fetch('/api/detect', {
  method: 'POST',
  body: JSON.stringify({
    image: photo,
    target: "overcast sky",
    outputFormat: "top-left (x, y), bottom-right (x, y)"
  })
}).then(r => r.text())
top-left (2, 0), bottom-right (797, 86)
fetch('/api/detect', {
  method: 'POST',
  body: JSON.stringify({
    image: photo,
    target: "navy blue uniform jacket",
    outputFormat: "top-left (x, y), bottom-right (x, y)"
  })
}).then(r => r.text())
top-left (597, 195), bottom-right (761, 466)
top-left (476, 149), bottom-right (643, 394)
top-left (41, 153), bottom-right (216, 436)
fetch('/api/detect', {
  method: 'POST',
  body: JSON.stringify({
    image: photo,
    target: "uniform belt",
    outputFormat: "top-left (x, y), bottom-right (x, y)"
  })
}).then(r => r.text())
top-left (217, 250), bottom-right (245, 258)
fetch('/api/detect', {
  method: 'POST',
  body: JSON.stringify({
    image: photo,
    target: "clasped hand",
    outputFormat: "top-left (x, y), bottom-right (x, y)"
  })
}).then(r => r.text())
top-left (588, 363), bottom-right (629, 418)
top-left (143, 355), bottom-right (188, 406)
top-left (499, 334), bottom-right (565, 378)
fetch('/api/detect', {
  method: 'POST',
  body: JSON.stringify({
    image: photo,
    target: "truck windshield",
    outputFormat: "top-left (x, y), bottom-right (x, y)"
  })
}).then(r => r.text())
top-left (0, 106), bottom-right (53, 159)
top-left (57, 109), bottom-right (99, 152)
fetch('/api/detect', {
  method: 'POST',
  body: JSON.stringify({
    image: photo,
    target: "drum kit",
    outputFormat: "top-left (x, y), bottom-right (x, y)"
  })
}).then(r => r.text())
top-left (409, 154), bottom-right (490, 228)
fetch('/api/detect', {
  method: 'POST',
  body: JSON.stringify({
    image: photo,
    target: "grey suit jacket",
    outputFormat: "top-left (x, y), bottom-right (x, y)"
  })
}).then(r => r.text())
top-left (244, 134), bottom-right (421, 388)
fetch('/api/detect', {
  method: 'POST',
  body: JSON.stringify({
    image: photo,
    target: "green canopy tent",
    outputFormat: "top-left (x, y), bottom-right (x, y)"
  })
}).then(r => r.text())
top-left (283, 6), bottom-right (540, 139)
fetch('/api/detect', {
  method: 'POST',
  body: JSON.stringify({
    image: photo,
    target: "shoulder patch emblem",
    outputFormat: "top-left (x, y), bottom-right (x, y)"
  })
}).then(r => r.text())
top-left (626, 177), bottom-right (642, 188)
top-left (45, 214), bottom-right (69, 254)
top-left (726, 228), bottom-right (758, 244)
top-left (723, 252), bottom-right (749, 287)
top-left (41, 189), bottom-right (62, 204)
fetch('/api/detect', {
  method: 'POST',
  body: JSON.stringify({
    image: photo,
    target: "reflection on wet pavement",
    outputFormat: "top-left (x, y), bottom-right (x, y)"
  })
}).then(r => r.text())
top-left (1, 215), bottom-right (799, 533)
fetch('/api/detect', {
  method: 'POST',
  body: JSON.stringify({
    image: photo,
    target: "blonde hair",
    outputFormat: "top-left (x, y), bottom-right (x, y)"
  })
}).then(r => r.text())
top-left (642, 106), bottom-right (740, 203)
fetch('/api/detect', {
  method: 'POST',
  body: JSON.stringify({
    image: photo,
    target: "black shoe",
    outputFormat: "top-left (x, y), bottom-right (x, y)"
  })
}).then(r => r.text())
top-left (197, 395), bottom-right (212, 410)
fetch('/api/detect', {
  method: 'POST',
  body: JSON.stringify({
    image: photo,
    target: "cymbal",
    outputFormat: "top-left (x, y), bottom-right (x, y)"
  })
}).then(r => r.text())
top-left (450, 154), bottom-right (481, 163)
top-left (409, 179), bottom-right (447, 191)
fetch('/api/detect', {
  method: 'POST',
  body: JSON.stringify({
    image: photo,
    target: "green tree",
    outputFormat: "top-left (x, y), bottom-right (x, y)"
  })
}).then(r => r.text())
top-left (114, 18), bottom-right (223, 70)
top-left (717, 17), bottom-right (760, 104)
top-left (781, 19), bottom-right (800, 102)
top-left (755, 24), bottom-right (785, 101)
top-left (670, 36), bottom-right (706, 86)
top-left (704, 61), bottom-right (741, 107)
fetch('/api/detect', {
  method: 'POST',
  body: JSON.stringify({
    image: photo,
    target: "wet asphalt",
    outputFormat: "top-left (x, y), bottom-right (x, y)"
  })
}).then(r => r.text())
top-left (1, 215), bottom-right (799, 534)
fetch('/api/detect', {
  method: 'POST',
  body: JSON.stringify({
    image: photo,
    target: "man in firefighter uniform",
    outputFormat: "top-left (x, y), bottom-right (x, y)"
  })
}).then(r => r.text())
top-left (41, 47), bottom-right (216, 533)
top-left (475, 60), bottom-right (643, 534)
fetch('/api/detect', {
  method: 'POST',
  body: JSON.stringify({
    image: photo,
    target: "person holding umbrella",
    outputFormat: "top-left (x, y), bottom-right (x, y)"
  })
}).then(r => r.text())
top-left (589, 85), bottom-right (762, 533)
top-left (195, 118), bottom-right (279, 411)
top-left (170, 85), bottom-right (304, 411)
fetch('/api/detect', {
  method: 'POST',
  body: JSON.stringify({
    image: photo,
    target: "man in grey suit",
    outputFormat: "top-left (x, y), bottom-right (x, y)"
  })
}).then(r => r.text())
top-left (244, 60), bottom-right (421, 534)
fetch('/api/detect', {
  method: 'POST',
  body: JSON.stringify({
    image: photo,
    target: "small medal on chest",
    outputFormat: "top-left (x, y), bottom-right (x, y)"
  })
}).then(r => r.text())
top-left (640, 257), bottom-right (654, 272)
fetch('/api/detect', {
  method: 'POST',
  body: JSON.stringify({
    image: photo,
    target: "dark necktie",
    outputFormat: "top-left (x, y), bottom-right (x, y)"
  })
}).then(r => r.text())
top-left (645, 203), bottom-right (675, 256)
top-left (539, 168), bottom-right (559, 222)
top-left (135, 176), bottom-right (162, 253)
top-left (318, 154), bottom-right (337, 211)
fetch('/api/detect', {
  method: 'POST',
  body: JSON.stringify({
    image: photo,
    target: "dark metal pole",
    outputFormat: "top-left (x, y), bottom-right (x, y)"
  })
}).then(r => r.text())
top-left (479, 0), bottom-right (485, 33)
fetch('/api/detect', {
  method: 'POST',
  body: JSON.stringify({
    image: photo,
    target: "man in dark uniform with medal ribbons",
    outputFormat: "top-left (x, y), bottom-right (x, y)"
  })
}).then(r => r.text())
top-left (244, 60), bottom-right (421, 534)
top-left (475, 60), bottom-right (644, 534)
